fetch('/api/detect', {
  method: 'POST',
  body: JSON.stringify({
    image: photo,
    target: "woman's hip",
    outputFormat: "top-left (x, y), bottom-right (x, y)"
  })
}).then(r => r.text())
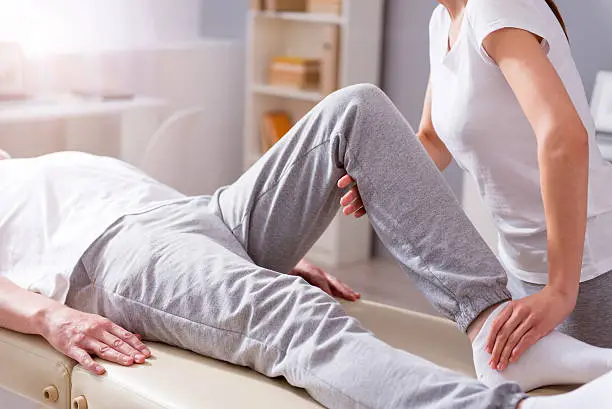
top-left (508, 270), bottom-right (612, 347)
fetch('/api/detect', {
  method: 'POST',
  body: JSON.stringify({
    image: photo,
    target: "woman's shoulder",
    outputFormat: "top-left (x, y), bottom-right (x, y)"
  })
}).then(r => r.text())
top-left (464, 0), bottom-right (559, 48)
top-left (429, 4), bottom-right (448, 37)
top-left (465, 0), bottom-right (545, 16)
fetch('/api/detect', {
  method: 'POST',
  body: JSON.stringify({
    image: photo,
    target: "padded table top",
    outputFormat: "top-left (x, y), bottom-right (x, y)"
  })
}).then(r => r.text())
top-left (0, 327), bottom-right (75, 408)
top-left (0, 300), bottom-right (574, 409)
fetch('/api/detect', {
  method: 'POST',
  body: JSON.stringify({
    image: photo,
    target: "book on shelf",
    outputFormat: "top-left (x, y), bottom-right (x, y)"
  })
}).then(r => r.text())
top-left (251, 0), bottom-right (265, 10)
top-left (269, 57), bottom-right (321, 90)
top-left (264, 0), bottom-right (308, 12)
top-left (307, 0), bottom-right (343, 15)
top-left (261, 111), bottom-right (293, 153)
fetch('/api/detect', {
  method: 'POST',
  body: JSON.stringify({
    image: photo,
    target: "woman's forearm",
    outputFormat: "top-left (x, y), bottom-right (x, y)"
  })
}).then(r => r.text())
top-left (539, 127), bottom-right (589, 298)
top-left (418, 131), bottom-right (453, 171)
top-left (417, 78), bottom-right (453, 172)
top-left (0, 277), bottom-right (59, 335)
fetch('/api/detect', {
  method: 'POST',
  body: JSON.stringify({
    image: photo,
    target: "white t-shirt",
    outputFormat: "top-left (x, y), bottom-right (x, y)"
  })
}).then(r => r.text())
top-left (429, 0), bottom-right (612, 284)
top-left (0, 152), bottom-right (185, 302)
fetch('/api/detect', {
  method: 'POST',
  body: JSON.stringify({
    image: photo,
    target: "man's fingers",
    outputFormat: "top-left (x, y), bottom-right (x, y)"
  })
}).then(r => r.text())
top-left (307, 274), bottom-right (333, 296)
top-left (351, 199), bottom-right (364, 211)
top-left (486, 304), bottom-right (513, 353)
top-left (490, 312), bottom-right (523, 370)
top-left (97, 331), bottom-right (141, 364)
top-left (107, 323), bottom-right (151, 357)
top-left (82, 338), bottom-right (135, 366)
top-left (68, 346), bottom-right (106, 375)
top-left (337, 174), bottom-right (354, 189)
top-left (327, 274), bottom-right (360, 301)
top-left (340, 187), bottom-right (359, 206)
top-left (343, 201), bottom-right (365, 216)
top-left (354, 208), bottom-right (367, 218)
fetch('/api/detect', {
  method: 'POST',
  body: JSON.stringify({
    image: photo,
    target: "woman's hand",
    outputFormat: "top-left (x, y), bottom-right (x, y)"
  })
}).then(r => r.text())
top-left (289, 259), bottom-right (361, 301)
top-left (40, 304), bottom-right (152, 375)
top-left (338, 174), bottom-right (366, 218)
top-left (486, 285), bottom-right (577, 371)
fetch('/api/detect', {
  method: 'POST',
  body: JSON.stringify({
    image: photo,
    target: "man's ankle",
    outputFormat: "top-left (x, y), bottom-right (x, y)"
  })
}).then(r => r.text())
top-left (466, 302), bottom-right (505, 342)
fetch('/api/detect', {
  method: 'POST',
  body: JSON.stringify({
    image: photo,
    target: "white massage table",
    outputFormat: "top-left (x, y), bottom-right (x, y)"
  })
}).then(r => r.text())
top-left (0, 300), bottom-right (571, 409)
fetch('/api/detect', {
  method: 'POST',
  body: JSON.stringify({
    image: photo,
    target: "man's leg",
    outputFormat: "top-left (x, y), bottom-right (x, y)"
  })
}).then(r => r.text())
top-left (212, 83), bottom-right (510, 331)
top-left (212, 84), bottom-right (612, 392)
top-left (66, 200), bottom-right (527, 409)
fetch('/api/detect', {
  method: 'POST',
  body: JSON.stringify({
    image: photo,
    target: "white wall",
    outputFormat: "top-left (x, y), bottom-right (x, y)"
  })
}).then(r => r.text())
top-left (201, 0), bottom-right (249, 39)
top-left (0, 0), bottom-right (203, 55)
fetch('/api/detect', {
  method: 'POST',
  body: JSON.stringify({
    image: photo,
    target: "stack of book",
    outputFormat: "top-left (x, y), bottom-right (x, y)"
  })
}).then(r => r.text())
top-left (307, 0), bottom-right (342, 15)
top-left (251, 0), bottom-right (307, 12)
top-left (269, 57), bottom-right (321, 90)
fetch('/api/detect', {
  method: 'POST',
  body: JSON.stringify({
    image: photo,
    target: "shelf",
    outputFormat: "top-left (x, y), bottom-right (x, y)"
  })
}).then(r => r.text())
top-left (252, 84), bottom-right (323, 102)
top-left (252, 10), bottom-right (344, 25)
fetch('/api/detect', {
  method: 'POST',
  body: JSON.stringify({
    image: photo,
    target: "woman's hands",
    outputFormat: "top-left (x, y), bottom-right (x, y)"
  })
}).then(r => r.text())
top-left (486, 285), bottom-right (577, 371)
top-left (290, 259), bottom-right (361, 301)
top-left (39, 304), bottom-right (152, 375)
top-left (338, 174), bottom-right (366, 218)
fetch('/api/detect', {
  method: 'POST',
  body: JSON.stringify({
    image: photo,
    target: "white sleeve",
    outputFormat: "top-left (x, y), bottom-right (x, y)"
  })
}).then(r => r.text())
top-left (429, 5), bottom-right (447, 63)
top-left (467, 0), bottom-right (556, 62)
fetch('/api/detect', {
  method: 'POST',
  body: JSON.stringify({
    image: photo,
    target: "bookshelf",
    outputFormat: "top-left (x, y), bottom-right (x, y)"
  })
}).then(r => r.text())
top-left (244, 0), bottom-right (385, 266)
top-left (252, 83), bottom-right (323, 102)
top-left (253, 10), bottom-right (345, 25)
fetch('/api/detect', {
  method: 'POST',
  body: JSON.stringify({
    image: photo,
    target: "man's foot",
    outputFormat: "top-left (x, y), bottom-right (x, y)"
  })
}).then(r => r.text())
top-left (520, 370), bottom-right (612, 408)
top-left (473, 302), bottom-right (612, 391)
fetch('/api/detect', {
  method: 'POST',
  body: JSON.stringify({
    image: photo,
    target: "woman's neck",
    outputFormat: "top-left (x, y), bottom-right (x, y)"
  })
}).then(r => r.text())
top-left (438, 0), bottom-right (468, 19)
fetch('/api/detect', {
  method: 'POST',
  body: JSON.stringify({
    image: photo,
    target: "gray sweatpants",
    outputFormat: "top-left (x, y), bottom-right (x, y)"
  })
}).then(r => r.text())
top-left (66, 84), bottom-right (523, 409)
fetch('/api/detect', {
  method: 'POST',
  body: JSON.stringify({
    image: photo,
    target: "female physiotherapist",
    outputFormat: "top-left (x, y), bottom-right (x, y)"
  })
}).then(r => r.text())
top-left (339, 0), bottom-right (612, 374)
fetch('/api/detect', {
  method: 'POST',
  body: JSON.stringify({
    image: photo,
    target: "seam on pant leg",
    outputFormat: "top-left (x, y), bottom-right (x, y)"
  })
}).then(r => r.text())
top-left (90, 281), bottom-right (374, 409)
top-left (341, 132), bottom-right (465, 324)
top-left (230, 139), bottom-right (333, 235)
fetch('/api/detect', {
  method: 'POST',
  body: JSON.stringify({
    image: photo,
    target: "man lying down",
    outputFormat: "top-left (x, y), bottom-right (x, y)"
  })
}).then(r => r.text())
top-left (1, 85), bottom-right (611, 409)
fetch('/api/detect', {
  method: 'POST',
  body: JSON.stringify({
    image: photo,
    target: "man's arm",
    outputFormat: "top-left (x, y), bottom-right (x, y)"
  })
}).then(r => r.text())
top-left (0, 277), bottom-right (57, 334)
top-left (0, 277), bottom-right (151, 374)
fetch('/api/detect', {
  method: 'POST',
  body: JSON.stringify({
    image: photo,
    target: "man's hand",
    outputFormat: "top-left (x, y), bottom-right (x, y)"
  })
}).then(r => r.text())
top-left (486, 285), bottom-right (577, 371)
top-left (338, 174), bottom-right (366, 218)
top-left (289, 259), bottom-right (361, 301)
top-left (39, 304), bottom-right (152, 375)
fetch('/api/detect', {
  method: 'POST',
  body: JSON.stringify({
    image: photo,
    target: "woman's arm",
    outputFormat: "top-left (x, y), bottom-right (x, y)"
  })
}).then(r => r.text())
top-left (0, 276), bottom-right (151, 374)
top-left (481, 28), bottom-right (588, 371)
top-left (417, 79), bottom-right (453, 172)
